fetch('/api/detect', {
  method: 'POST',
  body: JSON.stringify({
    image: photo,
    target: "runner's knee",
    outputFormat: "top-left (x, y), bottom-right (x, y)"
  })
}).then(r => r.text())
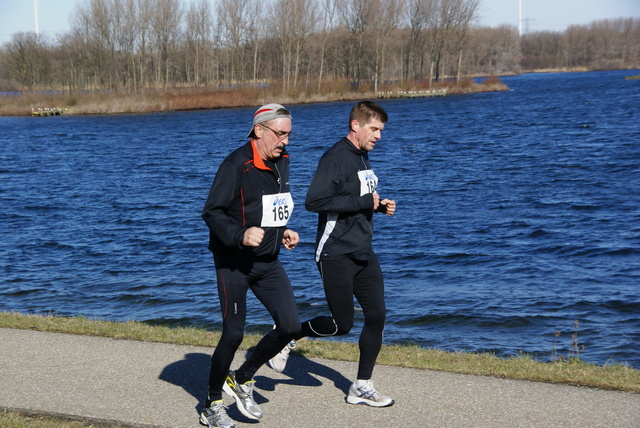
top-left (220, 329), bottom-right (244, 349)
top-left (364, 309), bottom-right (386, 330)
top-left (275, 322), bottom-right (301, 339)
top-left (334, 318), bottom-right (354, 335)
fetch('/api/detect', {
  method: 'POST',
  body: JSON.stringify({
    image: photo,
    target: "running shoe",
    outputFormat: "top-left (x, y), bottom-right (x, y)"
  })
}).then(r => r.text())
top-left (222, 371), bottom-right (263, 420)
top-left (199, 400), bottom-right (236, 428)
top-left (346, 379), bottom-right (395, 407)
top-left (268, 340), bottom-right (296, 373)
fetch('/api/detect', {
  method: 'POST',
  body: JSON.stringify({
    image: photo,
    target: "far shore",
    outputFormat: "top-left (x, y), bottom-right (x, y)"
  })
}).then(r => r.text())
top-left (5, 67), bottom-right (640, 118)
top-left (0, 78), bottom-right (508, 117)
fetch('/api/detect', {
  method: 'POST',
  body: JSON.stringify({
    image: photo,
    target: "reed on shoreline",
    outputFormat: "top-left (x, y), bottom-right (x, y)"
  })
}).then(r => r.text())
top-left (0, 78), bottom-right (508, 117)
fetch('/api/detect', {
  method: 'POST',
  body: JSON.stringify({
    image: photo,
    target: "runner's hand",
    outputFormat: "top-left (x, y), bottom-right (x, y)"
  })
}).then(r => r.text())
top-left (282, 229), bottom-right (299, 250)
top-left (380, 199), bottom-right (396, 216)
top-left (243, 227), bottom-right (265, 247)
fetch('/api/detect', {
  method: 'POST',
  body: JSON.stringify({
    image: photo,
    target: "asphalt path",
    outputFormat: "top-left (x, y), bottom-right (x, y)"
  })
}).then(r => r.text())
top-left (0, 328), bottom-right (638, 427)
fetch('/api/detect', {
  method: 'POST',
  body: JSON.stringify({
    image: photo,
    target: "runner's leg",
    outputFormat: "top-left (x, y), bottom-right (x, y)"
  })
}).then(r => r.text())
top-left (298, 258), bottom-right (358, 338)
top-left (207, 255), bottom-right (251, 401)
top-left (352, 253), bottom-right (386, 380)
top-left (235, 259), bottom-right (301, 383)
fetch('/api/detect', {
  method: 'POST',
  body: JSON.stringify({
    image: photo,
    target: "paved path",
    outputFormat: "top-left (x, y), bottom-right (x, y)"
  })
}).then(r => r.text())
top-left (0, 328), bottom-right (638, 427)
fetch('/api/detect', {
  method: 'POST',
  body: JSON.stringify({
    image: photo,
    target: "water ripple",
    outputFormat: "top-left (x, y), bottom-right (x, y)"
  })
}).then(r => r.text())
top-left (1, 70), bottom-right (639, 367)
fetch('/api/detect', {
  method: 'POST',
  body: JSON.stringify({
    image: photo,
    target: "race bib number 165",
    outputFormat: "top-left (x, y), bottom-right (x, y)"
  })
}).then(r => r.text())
top-left (261, 192), bottom-right (294, 227)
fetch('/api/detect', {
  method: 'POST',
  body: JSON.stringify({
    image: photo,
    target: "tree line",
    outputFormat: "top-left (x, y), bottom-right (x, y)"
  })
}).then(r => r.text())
top-left (1, 0), bottom-right (638, 93)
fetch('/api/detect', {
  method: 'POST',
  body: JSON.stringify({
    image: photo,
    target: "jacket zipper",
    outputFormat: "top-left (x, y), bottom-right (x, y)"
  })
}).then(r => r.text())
top-left (272, 162), bottom-right (283, 255)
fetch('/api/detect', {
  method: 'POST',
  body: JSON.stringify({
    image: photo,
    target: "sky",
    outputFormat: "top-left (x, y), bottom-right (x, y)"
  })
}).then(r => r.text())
top-left (1, 0), bottom-right (639, 45)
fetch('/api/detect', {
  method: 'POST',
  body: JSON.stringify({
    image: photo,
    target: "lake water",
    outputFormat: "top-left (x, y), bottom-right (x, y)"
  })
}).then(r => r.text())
top-left (1, 70), bottom-right (639, 368)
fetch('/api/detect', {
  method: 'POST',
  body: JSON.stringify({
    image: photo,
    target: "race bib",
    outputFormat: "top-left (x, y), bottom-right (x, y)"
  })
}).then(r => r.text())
top-left (261, 192), bottom-right (294, 227)
top-left (358, 169), bottom-right (378, 196)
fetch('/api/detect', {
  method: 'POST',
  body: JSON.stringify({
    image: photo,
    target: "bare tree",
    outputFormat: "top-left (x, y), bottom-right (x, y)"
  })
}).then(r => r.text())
top-left (431, 0), bottom-right (476, 81)
top-left (69, 0), bottom-right (115, 88)
top-left (269, 0), bottom-right (317, 92)
top-left (3, 2), bottom-right (638, 94)
top-left (468, 25), bottom-right (521, 75)
top-left (3, 32), bottom-right (49, 90)
top-left (452, 0), bottom-right (479, 82)
top-left (315, 0), bottom-right (339, 91)
top-left (185, 0), bottom-right (214, 86)
top-left (119, 0), bottom-right (141, 91)
top-left (217, 0), bottom-right (254, 85)
top-left (57, 32), bottom-right (83, 90)
top-left (338, 0), bottom-right (377, 85)
top-left (371, 0), bottom-right (403, 92)
top-left (292, 0), bottom-right (318, 90)
top-left (245, 1), bottom-right (264, 87)
top-left (403, 0), bottom-right (436, 82)
top-left (149, 0), bottom-right (182, 87)
top-left (523, 30), bottom-right (562, 70)
top-left (134, 0), bottom-right (154, 89)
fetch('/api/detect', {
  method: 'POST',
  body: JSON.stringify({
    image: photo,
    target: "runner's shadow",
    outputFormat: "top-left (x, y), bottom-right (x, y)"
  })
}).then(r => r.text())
top-left (256, 353), bottom-right (352, 395)
top-left (158, 352), bottom-right (209, 407)
top-left (159, 350), bottom-right (351, 423)
top-left (158, 351), bottom-right (264, 424)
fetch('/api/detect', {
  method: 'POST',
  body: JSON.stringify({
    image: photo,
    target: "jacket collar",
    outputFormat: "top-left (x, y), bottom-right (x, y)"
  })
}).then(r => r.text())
top-left (249, 139), bottom-right (288, 170)
top-left (250, 139), bottom-right (271, 171)
top-left (341, 136), bottom-right (367, 155)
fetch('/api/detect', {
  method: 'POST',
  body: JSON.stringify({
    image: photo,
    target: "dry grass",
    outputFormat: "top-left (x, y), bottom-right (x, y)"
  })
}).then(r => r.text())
top-left (0, 410), bottom-right (128, 428)
top-left (0, 78), bottom-right (509, 117)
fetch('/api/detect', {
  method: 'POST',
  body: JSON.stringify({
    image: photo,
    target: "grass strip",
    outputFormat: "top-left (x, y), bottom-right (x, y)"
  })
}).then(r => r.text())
top-left (0, 409), bottom-right (130, 428)
top-left (1, 311), bottom-right (638, 394)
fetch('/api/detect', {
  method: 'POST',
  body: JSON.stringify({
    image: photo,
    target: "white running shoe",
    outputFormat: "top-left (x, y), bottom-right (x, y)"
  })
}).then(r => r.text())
top-left (346, 379), bottom-right (395, 407)
top-left (199, 400), bottom-right (236, 428)
top-left (268, 340), bottom-right (296, 373)
top-left (222, 371), bottom-right (263, 420)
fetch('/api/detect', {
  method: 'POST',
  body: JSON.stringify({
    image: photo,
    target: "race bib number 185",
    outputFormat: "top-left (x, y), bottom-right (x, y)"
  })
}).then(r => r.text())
top-left (261, 192), bottom-right (294, 227)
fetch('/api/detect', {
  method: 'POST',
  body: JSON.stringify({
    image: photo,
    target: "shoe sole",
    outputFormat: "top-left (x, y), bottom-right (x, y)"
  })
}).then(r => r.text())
top-left (199, 413), bottom-right (217, 427)
top-left (346, 396), bottom-right (395, 407)
top-left (199, 412), bottom-right (236, 428)
top-left (199, 413), bottom-right (210, 427)
top-left (223, 382), bottom-right (262, 420)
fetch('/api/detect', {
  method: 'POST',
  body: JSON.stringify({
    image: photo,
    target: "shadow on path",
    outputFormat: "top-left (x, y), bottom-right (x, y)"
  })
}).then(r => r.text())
top-left (256, 353), bottom-right (352, 395)
top-left (159, 350), bottom-right (351, 424)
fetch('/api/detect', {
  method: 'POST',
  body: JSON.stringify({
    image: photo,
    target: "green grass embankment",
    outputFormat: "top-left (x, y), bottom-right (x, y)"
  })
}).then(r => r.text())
top-left (1, 312), bottom-right (637, 392)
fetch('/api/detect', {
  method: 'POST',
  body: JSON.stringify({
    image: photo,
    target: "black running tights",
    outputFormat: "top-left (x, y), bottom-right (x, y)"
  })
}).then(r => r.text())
top-left (298, 253), bottom-right (386, 380)
top-left (207, 255), bottom-right (300, 401)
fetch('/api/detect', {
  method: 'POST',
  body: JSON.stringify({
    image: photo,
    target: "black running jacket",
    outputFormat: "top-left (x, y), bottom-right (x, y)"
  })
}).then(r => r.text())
top-left (202, 140), bottom-right (292, 258)
top-left (305, 137), bottom-right (386, 262)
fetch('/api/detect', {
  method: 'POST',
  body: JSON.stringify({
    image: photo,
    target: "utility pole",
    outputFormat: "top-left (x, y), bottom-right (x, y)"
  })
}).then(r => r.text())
top-left (518, 0), bottom-right (522, 36)
top-left (522, 17), bottom-right (535, 34)
top-left (34, 0), bottom-right (39, 40)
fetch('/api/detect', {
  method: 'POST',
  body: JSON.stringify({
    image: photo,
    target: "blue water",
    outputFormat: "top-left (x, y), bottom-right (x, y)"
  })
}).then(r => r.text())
top-left (1, 70), bottom-right (639, 368)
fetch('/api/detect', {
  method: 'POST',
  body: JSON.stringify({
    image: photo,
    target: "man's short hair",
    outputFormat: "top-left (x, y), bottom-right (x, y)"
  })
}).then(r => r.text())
top-left (349, 101), bottom-right (388, 129)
